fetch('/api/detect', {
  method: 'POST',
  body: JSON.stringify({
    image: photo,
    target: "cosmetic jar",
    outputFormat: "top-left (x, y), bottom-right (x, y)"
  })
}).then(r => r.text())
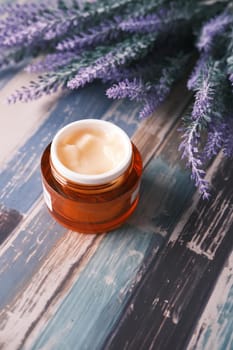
top-left (40, 119), bottom-right (142, 234)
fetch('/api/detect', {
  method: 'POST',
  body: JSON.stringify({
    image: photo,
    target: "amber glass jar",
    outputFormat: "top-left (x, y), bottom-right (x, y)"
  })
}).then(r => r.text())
top-left (40, 119), bottom-right (142, 234)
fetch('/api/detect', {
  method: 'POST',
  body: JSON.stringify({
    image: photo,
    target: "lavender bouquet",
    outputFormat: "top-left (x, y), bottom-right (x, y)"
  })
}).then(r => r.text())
top-left (1, 0), bottom-right (233, 198)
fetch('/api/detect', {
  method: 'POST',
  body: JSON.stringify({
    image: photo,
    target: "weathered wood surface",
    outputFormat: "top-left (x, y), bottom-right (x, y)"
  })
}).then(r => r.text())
top-left (0, 64), bottom-right (232, 350)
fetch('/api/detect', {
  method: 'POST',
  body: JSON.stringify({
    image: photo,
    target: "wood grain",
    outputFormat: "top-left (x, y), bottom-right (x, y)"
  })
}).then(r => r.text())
top-left (0, 205), bottom-right (22, 245)
top-left (103, 154), bottom-right (233, 350)
top-left (0, 230), bottom-right (102, 349)
top-left (188, 250), bottom-right (233, 350)
top-left (0, 82), bottom-right (192, 350)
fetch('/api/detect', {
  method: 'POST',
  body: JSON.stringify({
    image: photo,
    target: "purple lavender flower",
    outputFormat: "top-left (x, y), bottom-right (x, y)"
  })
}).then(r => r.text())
top-left (202, 121), bottom-right (226, 160)
top-left (7, 76), bottom-right (61, 103)
top-left (189, 58), bottom-right (221, 123)
top-left (67, 34), bottom-right (155, 89)
top-left (99, 65), bottom-right (134, 83)
top-left (180, 58), bottom-right (226, 198)
top-left (106, 78), bottom-right (148, 101)
top-left (106, 52), bottom-right (190, 118)
top-left (140, 54), bottom-right (190, 118)
top-left (57, 20), bottom-right (119, 51)
top-left (1, 21), bottom-right (47, 48)
top-left (0, 3), bottom-right (12, 15)
top-left (119, 13), bottom-right (164, 33)
top-left (139, 93), bottom-right (160, 118)
top-left (67, 53), bottom-right (115, 89)
top-left (0, 4), bottom-right (80, 46)
top-left (139, 76), bottom-right (171, 118)
top-left (99, 50), bottom-right (159, 83)
top-left (197, 12), bottom-right (232, 52)
top-left (106, 74), bottom-right (171, 119)
top-left (37, 0), bottom-right (137, 41)
top-left (25, 51), bottom-right (79, 73)
top-left (43, 19), bottom-right (73, 40)
top-left (139, 89), bottom-right (167, 118)
top-left (179, 120), bottom-right (210, 199)
top-left (0, 3), bottom-right (49, 39)
top-left (191, 79), bottom-right (213, 121)
top-left (187, 55), bottom-right (207, 90)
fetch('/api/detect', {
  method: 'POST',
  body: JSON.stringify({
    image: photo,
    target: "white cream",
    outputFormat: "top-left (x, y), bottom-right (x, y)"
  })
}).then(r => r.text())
top-left (50, 119), bottom-right (132, 185)
top-left (57, 127), bottom-right (125, 175)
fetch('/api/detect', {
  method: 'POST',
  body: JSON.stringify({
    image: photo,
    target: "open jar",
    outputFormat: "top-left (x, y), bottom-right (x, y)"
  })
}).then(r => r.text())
top-left (41, 119), bottom-right (142, 234)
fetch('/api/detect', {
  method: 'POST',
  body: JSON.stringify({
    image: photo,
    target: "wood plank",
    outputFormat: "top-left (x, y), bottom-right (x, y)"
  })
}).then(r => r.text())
top-left (0, 201), bottom-right (65, 308)
top-left (0, 228), bottom-right (102, 350)
top-left (0, 205), bottom-right (22, 245)
top-left (188, 251), bottom-right (233, 350)
top-left (103, 154), bottom-right (233, 350)
top-left (0, 83), bottom-right (192, 349)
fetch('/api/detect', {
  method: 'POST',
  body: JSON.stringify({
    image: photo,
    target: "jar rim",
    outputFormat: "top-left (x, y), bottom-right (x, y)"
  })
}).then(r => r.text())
top-left (50, 119), bottom-right (133, 185)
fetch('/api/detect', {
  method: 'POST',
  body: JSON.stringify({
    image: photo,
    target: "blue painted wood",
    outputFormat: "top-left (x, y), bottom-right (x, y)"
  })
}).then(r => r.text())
top-left (30, 153), bottom-right (195, 349)
top-left (102, 157), bottom-right (233, 350)
top-left (0, 205), bottom-right (22, 244)
top-left (195, 281), bottom-right (233, 350)
top-left (188, 253), bottom-right (233, 350)
top-left (0, 205), bottom-right (66, 308)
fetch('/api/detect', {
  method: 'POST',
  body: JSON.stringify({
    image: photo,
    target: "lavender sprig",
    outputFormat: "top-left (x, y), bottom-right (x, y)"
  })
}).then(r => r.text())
top-left (203, 117), bottom-right (233, 159)
top-left (106, 78), bottom-right (150, 101)
top-left (106, 53), bottom-right (191, 118)
top-left (119, 13), bottom-right (166, 33)
top-left (139, 54), bottom-right (192, 118)
top-left (118, 1), bottom-right (206, 35)
top-left (7, 75), bottom-right (63, 103)
top-left (0, 0), bottom-right (135, 48)
top-left (187, 55), bottom-right (208, 90)
top-left (191, 79), bottom-right (214, 121)
top-left (57, 19), bottom-right (120, 51)
top-left (1, 22), bottom-right (48, 48)
top-left (197, 12), bottom-right (232, 52)
top-left (202, 121), bottom-right (226, 160)
top-left (25, 51), bottom-right (79, 73)
top-left (7, 49), bottom-right (108, 102)
top-left (179, 59), bottom-right (226, 198)
top-left (67, 34), bottom-right (156, 89)
top-left (179, 117), bottom-right (210, 199)
top-left (34, 0), bottom-right (138, 40)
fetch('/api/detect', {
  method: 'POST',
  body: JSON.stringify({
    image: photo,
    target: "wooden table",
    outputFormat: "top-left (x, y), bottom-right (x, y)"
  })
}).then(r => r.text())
top-left (0, 66), bottom-right (233, 350)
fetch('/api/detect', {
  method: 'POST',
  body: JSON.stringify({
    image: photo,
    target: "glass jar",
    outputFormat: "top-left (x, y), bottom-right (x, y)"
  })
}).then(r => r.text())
top-left (40, 119), bottom-right (142, 234)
